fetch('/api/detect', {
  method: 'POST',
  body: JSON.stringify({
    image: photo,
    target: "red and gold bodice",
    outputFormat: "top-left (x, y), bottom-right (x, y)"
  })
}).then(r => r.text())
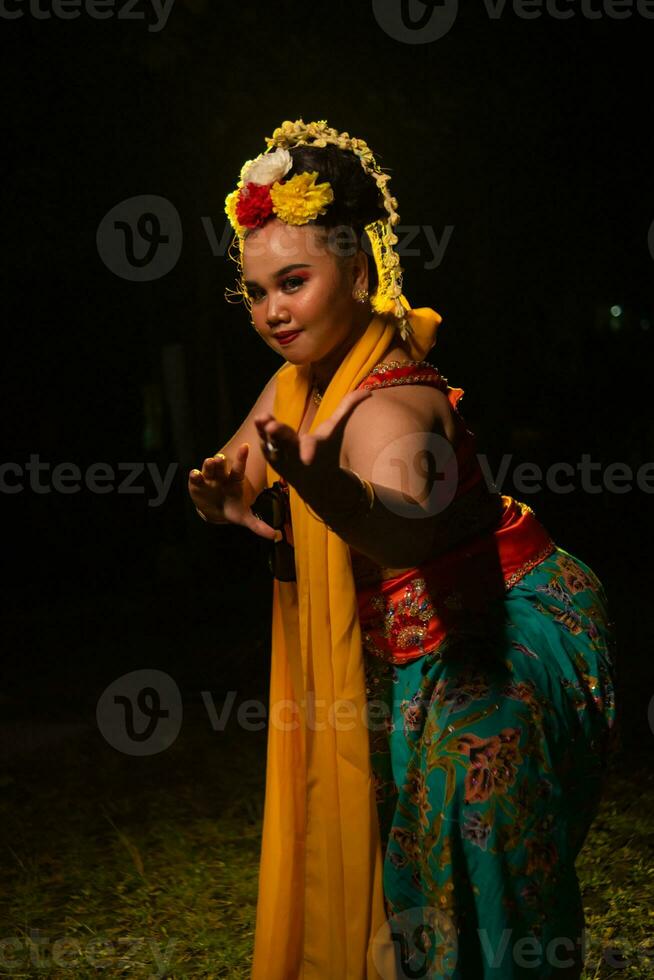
top-left (281, 359), bottom-right (557, 665)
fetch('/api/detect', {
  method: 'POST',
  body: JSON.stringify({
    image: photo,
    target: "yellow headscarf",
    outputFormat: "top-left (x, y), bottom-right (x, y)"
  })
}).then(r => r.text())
top-left (251, 298), bottom-right (442, 979)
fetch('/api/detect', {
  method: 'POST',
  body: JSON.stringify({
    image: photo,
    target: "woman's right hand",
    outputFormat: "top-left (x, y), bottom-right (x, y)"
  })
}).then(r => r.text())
top-left (188, 443), bottom-right (278, 541)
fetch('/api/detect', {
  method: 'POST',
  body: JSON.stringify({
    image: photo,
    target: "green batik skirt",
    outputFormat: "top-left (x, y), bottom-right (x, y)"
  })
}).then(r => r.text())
top-left (363, 546), bottom-right (618, 980)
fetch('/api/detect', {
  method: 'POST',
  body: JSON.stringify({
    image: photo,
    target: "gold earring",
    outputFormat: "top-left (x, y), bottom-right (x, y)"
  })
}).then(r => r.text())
top-left (354, 287), bottom-right (369, 304)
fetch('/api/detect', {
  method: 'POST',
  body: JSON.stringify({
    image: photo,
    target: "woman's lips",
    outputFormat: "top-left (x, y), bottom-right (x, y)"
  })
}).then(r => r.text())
top-left (274, 330), bottom-right (303, 346)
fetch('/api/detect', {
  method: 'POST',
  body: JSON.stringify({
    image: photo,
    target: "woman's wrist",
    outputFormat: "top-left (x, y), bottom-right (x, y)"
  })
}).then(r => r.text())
top-left (195, 505), bottom-right (228, 524)
top-left (304, 466), bottom-right (374, 530)
top-left (301, 463), bottom-right (442, 568)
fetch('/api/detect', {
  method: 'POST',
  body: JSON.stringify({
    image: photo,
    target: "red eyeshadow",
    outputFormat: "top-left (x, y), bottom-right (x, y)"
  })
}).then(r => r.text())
top-left (281, 270), bottom-right (311, 281)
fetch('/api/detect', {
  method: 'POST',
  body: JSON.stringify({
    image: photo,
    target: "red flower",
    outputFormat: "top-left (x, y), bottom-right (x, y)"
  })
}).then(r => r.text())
top-left (235, 181), bottom-right (274, 229)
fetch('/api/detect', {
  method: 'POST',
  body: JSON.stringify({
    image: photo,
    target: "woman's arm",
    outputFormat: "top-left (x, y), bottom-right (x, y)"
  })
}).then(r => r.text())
top-left (214, 369), bottom-right (280, 510)
top-left (300, 386), bottom-right (500, 567)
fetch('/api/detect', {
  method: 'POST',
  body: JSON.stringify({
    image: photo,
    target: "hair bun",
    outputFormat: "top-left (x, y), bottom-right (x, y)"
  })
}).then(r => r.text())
top-left (287, 144), bottom-right (386, 230)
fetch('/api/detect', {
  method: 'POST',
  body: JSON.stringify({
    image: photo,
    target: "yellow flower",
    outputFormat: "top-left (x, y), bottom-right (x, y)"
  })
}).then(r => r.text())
top-left (224, 188), bottom-right (247, 237)
top-left (269, 171), bottom-right (334, 225)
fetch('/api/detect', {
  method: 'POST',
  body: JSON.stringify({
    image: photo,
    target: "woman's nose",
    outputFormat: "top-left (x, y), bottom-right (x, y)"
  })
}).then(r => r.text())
top-left (266, 294), bottom-right (290, 325)
top-left (267, 311), bottom-right (290, 328)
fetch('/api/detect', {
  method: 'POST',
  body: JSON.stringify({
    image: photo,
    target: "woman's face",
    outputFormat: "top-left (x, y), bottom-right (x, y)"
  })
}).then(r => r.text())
top-left (242, 219), bottom-right (366, 365)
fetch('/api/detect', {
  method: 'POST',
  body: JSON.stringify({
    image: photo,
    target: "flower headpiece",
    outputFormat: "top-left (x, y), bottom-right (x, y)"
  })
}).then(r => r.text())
top-left (224, 118), bottom-right (412, 343)
top-left (225, 147), bottom-right (334, 233)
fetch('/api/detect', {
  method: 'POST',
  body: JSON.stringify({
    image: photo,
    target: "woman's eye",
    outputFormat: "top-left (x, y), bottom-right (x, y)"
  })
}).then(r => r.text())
top-left (247, 277), bottom-right (305, 304)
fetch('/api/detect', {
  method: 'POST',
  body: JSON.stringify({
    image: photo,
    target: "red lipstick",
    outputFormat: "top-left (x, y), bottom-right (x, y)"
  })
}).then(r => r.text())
top-left (274, 330), bottom-right (303, 346)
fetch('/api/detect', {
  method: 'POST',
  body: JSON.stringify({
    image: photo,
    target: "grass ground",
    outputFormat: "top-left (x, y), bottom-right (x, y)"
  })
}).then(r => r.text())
top-left (1, 700), bottom-right (652, 979)
top-left (1, 706), bottom-right (264, 979)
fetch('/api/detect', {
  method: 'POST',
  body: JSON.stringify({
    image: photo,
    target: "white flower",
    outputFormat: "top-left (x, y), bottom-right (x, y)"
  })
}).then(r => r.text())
top-left (240, 148), bottom-right (293, 186)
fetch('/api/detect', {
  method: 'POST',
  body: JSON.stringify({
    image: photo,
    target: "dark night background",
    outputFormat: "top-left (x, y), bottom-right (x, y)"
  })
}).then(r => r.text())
top-left (1, 1), bottom-right (653, 967)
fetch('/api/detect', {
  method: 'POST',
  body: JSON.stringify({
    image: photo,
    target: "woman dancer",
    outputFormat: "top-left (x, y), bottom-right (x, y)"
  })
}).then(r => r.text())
top-left (188, 119), bottom-right (618, 980)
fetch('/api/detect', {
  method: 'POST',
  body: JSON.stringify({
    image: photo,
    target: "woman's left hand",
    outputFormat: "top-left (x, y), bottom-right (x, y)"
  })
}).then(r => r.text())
top-left (253, 388), bottom-right (373, 497)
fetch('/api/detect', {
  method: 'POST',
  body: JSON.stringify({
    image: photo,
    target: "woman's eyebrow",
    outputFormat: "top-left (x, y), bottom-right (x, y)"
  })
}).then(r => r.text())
top-left (243, 263), bottom-right (313, 287)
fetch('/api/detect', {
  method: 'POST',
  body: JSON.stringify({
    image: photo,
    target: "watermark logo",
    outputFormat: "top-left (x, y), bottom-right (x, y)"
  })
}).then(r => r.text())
top-left (0, 455), bottom-right (178, 507)
top-left (482, 452), bottom-right (654, 495)
top-left (95, 684), bottom-right (403, 752)
top-left (0, 0), bottom-right (176, 32)
top-left (373, 0), bottom-right (654, 43)
top-left (3, 450), bottom-right (654, 507)
top-left (323, 223), bottom-right (454, 271)
top-left (225, 216), bottom-right (454, 270)
top-left (372, 905), bottom-right (458, 978)
top-left (0, 932), bottom-right (177, 973)
top-left (97, 194), bottom-right (182, 281)
top-left (372, 0), bottom-right (459, 43)
top-left (371, 431), bottom-right (459, 519)
top-left (98, 195), bottom-right (454, 282)
top-left (96, 669), bottom-right (182, 755)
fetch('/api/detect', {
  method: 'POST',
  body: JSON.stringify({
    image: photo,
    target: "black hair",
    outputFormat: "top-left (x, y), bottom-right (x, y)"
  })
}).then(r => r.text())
top-left (283, 143), bottom-right (387, 295)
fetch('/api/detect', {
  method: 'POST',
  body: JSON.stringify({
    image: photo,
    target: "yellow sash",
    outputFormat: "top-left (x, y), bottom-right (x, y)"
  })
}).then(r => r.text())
top-left (251, 299), bottom-right (442, 979)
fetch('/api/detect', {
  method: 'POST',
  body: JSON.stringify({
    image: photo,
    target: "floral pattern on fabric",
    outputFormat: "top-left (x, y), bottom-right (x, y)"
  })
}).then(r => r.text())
top-left (362, 576), bottom-right (438, 658)
top-left (363, 546), bottom-right (617, 979)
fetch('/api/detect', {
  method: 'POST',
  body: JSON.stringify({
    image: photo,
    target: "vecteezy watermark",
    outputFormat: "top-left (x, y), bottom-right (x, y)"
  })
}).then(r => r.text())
top-left (97, 194), bottom-right (454, 281)
top-left (0, 0), bottom-right (175, 31)
top-left (481, 452), bottom-right (654, 496)
top-left (478, 928), bottom-right (584, 971)
top-left (97, 669), bottom-right (183, 755)
top-left (372, 0), bottom-right (654, 44)
top-left (0, 456), bottom-right (178, 507)
top-left (370, 432), bottom-right (460, 521)
top-left (96, 670), bottom-right (423, 755)
top-left (0, 932), bottom-right (177, 973)
top-left (340, 434), bottom-right (654, 523)
top-left (97, 195), bottom-right (183, 281)
top-left (230, 219), bottom-right (455, 272)
top-left (372, 0), bottom-right (460, 42)
top-left (4, 450), bottom-right (653, 513)
top-left (372, 906), bottom-right (458, 979)
top-left (476, 927), bottom-right (653, 973)
top-left (372, 919), bottom-right (652, 978)
top-left (373, 441), bottom-right (654, 515)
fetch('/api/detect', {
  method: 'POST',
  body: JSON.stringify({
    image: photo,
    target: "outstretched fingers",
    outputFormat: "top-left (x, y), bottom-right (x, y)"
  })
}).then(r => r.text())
top-left (189, 468), bottom-right (206, 485)
top-left (189, 451), bottom-right (231, 486)
top-left (241, 508), bottom-right (280, 542)
top-left (228, 443), bottom-right (249, 482)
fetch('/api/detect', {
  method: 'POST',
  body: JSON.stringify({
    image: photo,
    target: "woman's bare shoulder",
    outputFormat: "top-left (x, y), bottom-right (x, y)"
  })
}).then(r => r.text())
top-left (342, 378), bottom-right (459, 473)
top-left (361, 349), bottom-right (459, 446)
top-left (362, 382), bottom-right (457, 439)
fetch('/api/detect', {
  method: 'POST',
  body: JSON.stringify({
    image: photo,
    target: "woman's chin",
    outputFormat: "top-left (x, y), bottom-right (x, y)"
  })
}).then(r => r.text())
top-left (277, 338), bottom-right (312, 363)
top-left (282, 351), bottom-right (311, 364)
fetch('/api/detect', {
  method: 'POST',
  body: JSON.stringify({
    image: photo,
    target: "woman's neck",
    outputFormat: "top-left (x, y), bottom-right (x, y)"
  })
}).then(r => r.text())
top-left (310, 308), bottom-right (374, 394)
